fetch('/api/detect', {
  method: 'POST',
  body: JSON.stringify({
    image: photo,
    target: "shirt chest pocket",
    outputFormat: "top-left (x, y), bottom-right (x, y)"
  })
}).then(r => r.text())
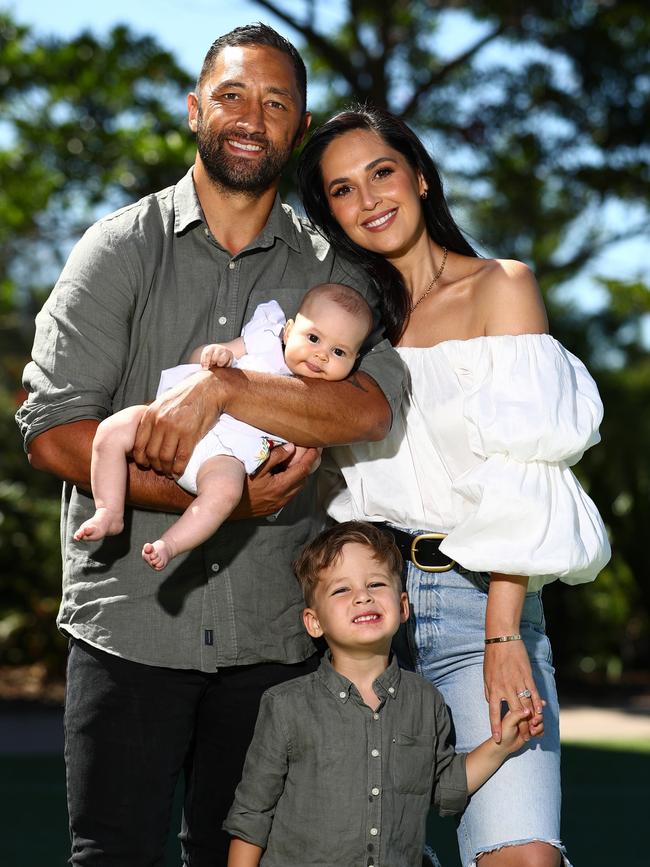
top-left (392, 732), bottom-right (434, 796)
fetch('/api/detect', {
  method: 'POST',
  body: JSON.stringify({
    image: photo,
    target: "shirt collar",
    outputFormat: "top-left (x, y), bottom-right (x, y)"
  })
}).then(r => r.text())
top-left (173, 167), bottom-right (301, 253)
top-left (317, 652), bottom-right (402, 704)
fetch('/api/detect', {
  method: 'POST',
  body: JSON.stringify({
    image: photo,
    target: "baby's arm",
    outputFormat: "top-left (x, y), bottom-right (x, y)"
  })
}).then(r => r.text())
top-left (189, 337), bottom-right (247, 368)
top-left (228, 838), bottom-right (263, 867)
top-left (465, 706), bottom-right (544, 795)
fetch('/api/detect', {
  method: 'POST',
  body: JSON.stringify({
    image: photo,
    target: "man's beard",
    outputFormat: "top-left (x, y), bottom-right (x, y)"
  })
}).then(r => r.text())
top-left (196, 113), bottom-right (296, 195)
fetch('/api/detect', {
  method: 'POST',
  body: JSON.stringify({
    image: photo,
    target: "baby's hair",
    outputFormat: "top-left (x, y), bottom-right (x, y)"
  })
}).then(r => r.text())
top-left (299, 283), bottom-right (373, 340)
top-left (294, 520), bottom-right (403, 606)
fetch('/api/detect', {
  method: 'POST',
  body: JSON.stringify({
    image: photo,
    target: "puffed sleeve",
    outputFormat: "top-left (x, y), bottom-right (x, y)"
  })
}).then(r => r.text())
top-left (439, 335), bottom-right (610, 590)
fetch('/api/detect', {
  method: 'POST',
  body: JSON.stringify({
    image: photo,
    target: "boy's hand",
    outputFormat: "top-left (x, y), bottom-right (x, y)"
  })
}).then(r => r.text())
top-left (499, 704), bottom-right (545, 754)
top-left (201, 343), bottom-right (234, 369)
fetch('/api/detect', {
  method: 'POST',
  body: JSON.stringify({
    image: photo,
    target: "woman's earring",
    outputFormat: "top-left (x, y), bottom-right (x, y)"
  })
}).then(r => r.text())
top-left (420, 189), bottom-right (428, 200)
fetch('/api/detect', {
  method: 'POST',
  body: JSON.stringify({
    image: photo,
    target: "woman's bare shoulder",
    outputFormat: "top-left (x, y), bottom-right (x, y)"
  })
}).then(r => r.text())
top-left (472, 258), bottom-right (548, 336)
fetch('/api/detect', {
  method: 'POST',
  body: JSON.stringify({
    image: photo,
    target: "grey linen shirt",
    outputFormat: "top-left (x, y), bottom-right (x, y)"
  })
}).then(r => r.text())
top-left (16, 168), bottom-right (406, 671)
top-left (224, 654), bottom-right (468, 867)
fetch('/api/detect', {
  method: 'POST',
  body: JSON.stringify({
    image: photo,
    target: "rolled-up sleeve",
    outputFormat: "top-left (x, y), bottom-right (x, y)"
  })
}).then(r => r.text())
top-left (432, 696), bottom-right (468, 817)
top-left (223, 692), bottom-right (290, 848)
top-left (16, 221), bottom-right (136, 449)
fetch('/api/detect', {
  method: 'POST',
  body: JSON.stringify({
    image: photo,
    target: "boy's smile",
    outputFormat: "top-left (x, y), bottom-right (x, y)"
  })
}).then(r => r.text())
top-left (302, 542), bottom-right (409, 657)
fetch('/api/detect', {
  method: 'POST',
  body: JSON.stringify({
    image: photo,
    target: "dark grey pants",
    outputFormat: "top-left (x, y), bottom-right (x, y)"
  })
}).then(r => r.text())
top-left (64, 639), bottom-right (318, 866)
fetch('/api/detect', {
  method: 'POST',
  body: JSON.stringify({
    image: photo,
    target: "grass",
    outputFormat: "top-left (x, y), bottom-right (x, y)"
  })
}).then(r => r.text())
top-left (1, 742), bottom-right (647, 865)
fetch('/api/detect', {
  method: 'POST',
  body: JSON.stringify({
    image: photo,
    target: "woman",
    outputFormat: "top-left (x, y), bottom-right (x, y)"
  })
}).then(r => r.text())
top-left (297, 106), bottom-right (610, 867)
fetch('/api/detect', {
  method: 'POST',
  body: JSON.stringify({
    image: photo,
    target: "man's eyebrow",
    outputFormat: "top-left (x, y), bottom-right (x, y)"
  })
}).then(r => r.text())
top-left (209, 81), bottom-right (295, 102)
top-left (327, 157), bottom-right (397, 190)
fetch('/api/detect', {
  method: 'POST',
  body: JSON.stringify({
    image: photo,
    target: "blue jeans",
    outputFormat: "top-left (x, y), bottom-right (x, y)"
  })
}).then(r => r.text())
top-left (399, 561), bottom-right (571, 867)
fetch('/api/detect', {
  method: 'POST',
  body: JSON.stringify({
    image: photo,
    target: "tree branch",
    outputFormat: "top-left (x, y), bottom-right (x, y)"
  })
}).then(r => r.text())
top-left (401, 23), bottom-right (505, 119)
top-left (251, 0), bottom-right (363, 94)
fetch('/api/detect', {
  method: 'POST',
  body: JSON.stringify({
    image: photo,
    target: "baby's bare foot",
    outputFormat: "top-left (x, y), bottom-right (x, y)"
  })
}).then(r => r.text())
top-left (142, 540), bottom-right (172, 571)
top-left (73, 508), bottom-right (124, 541)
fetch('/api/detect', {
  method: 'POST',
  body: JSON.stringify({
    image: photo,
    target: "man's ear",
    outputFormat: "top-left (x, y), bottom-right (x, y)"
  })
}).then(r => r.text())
top-left (303, 607), bottom-right (323, 638)
top-left (294, 112), bottom-right (312, 149)
top-left (187, 92), bottom-right (199, 133)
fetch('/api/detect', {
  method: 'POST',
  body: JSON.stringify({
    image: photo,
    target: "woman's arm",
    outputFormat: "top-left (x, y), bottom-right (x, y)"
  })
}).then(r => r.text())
top-left (484, 574), bottom-right (544, 742)
top-left (480, 261), bottom-right (548, 740)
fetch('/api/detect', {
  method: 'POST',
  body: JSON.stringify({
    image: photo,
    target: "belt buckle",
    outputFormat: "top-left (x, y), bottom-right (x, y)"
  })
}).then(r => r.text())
top-left (410, 532), bottom-right (456, 573)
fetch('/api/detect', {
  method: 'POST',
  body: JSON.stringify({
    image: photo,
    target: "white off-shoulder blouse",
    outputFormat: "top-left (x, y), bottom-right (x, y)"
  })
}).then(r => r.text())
top-left (324, 334), bottom-right (611, 591)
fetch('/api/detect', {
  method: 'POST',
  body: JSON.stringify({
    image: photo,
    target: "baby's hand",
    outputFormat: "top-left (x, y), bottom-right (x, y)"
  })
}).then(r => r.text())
top-left (499, 704), bottom-right (545, 754)
top-left (201, 343), bottom-right (234, 369)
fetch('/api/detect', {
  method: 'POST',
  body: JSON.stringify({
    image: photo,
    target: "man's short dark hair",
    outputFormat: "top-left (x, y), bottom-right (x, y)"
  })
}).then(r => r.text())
top-left (197, 23), bottom-right (307, 111)
top-left (294, 521), bottom-right (403, 607)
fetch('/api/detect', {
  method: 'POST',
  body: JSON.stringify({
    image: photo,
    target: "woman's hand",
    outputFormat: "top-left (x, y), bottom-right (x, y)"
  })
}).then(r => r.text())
top-left (232, 444), bottom-right (321, 519)
top-left (484, 572), bottom-right (545, 743)
top-left (484, 639), bottom-right (544, 743)
top-left (132, 369), bottom-right (226, 478)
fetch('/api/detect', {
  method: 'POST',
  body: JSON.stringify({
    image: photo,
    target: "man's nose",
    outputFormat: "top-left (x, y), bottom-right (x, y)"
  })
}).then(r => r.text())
top-left (236, 101), bottom-right (266, 134)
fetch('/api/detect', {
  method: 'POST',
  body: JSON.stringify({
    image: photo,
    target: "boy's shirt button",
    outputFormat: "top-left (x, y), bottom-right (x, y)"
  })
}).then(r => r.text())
top-left (371, 749), bottom-right (379, 757)
top-left (339, 691), bottom-right (346, 699)
top-left (373, 713), bottom-right (379, 720)
top-left (371, 787), bottom-right (380, 796)
top-left (370, 827), bottom-right (378, 836)
top-left (388, 686), bottom-right (395, 694)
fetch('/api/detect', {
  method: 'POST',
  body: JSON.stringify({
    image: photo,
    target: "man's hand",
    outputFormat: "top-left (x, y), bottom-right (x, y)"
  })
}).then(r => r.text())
top-left (132, 369), bottom-right (225, 478)
top-left (201, 343), bottom-right (235, 369)
top-left (232, 444), bottom-right (321, 520)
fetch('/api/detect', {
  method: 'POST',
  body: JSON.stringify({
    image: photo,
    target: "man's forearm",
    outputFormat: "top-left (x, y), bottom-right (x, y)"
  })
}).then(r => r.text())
top-left (28, 420), bottom-right (191, 513)
top-left (215, 367), bottom-right (391, 446)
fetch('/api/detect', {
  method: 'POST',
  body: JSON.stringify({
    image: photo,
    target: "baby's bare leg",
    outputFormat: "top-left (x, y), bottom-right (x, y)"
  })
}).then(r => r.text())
top-left (73, 406), bottom-right (147, 542)
top-left (142, 455), bottom-right (246, 571)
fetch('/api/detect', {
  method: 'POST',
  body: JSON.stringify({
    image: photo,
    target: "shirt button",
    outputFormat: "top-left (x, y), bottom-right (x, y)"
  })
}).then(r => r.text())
top-left (373, 713), bottom-right (379, 720)
top-left (211, 563), bottom-right (220, 573)
top-left (339, 691), bottom-right (346, 699)
top-left (218, 316), bottom-right (227, 325)
top-left (370, 827), bottom-right (378, 836)
top-left (204, 228), bottom-right (209, 236)
top-left (228, 260), bottom-right (236, 269)
top-left (388, 686), bottom-right (395, 694)
top-left (371, 787), bottom-right (380, 796)
top-left (371, 749), bottom-right (379, 757)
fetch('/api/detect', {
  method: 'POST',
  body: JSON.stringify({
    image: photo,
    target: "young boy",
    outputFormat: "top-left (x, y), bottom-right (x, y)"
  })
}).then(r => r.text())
top-left (224, 521), bottom-right (544, 867)
top-left (73, 284), bottom-right (373, 571)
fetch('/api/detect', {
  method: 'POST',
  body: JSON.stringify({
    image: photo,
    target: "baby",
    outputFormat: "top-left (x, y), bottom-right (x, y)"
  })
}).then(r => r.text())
top-left (73, 283), bottom-right (373, 570)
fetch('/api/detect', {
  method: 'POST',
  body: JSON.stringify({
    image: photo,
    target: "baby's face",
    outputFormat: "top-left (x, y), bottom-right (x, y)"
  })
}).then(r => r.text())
top-left (283, 298), bottom-right (367, 381)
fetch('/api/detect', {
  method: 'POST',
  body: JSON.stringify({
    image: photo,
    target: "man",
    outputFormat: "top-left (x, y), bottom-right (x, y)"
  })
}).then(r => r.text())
top-left (16, 23), bottom-right (404, 867)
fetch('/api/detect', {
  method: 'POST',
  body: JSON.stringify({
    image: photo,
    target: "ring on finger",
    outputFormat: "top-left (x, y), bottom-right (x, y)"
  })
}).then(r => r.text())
top-left (516, 688), bottom-right (532, 699)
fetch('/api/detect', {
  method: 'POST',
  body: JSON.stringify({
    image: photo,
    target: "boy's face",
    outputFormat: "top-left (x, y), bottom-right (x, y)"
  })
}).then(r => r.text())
top-left (303, 542), bottom-right (409, 656)
top-left (282, 296), bottom-right (368, 381)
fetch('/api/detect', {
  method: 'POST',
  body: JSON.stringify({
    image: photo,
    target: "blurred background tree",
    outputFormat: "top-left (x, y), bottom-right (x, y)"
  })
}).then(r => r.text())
top-left (2, 1), bottom-right (649, 685)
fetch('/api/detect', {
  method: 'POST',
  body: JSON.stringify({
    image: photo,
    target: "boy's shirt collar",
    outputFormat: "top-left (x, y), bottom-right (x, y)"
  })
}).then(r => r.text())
top-left (317, 651), bottom-right (402, 704)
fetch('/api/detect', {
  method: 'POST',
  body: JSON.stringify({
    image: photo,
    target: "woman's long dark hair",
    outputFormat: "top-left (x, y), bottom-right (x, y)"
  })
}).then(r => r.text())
top-left (297, 105), bottom-right (478, 344)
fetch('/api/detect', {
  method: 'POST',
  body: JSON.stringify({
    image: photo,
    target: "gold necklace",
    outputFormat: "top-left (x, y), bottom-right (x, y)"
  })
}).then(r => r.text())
top-left (410, 247), bottom-right (448, 313)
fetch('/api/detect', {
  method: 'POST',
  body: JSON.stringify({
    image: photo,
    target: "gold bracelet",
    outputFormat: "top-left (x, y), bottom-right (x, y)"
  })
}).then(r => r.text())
top-left (484, 633), bottom-right (522, 644)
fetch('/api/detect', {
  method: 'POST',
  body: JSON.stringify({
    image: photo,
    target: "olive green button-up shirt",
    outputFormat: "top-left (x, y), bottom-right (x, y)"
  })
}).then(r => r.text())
top-left (16, 169), bottom-right (406, 670)
top-left (224, 654), bottom-right (468, 866)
